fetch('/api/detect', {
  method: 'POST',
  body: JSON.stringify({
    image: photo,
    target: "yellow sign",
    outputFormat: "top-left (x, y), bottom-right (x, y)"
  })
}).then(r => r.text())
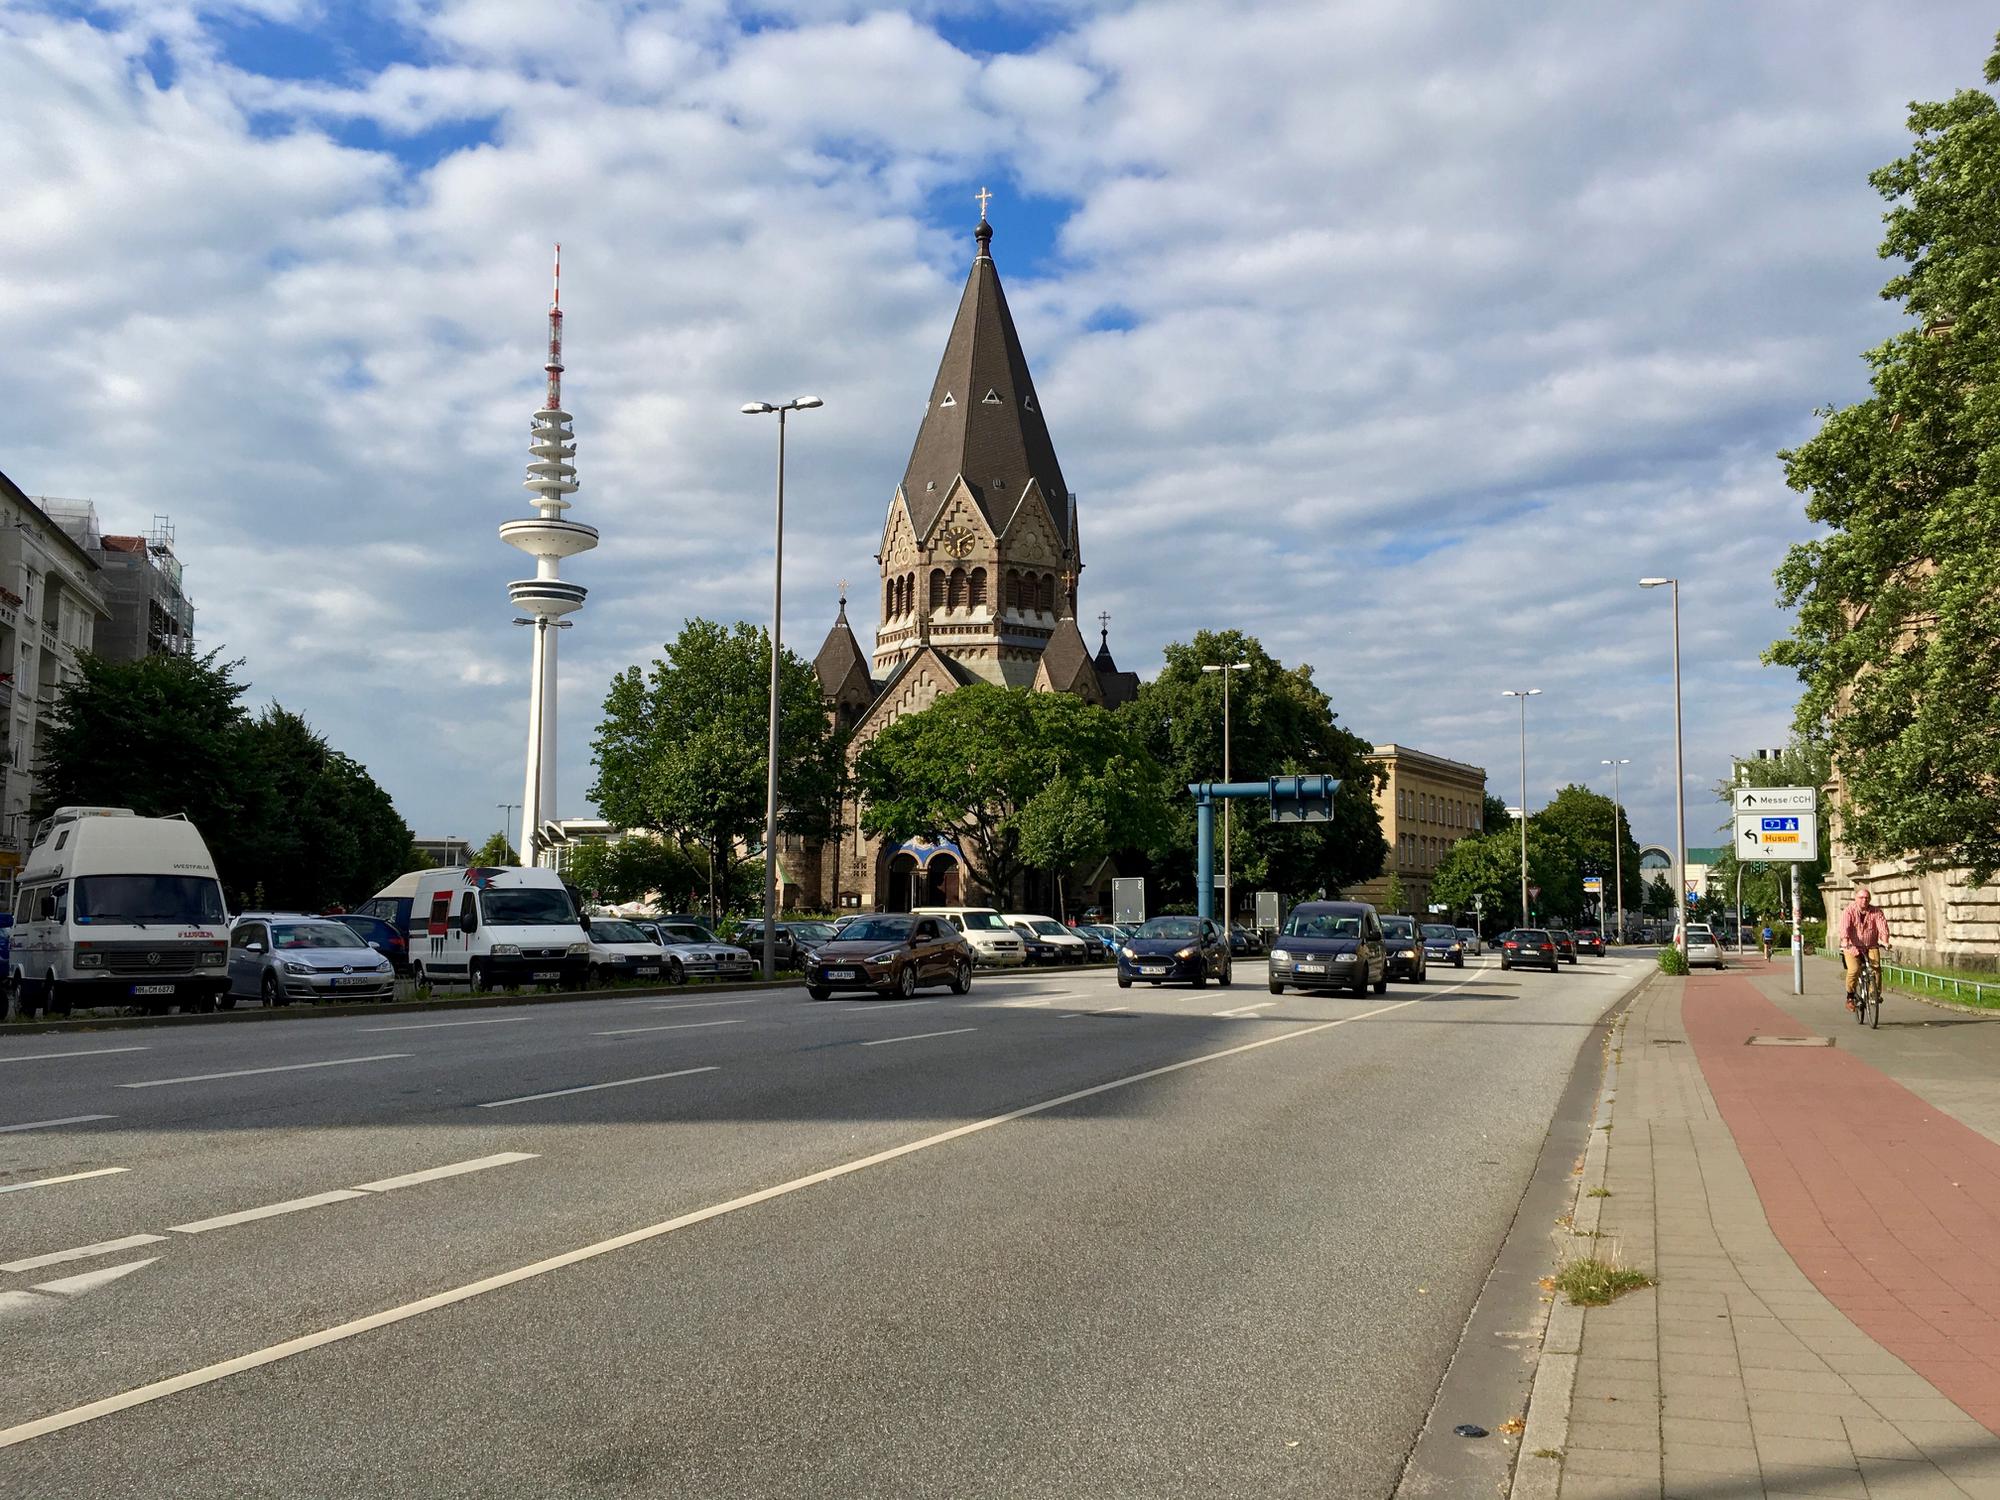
top-left (0, 850), bottom-right (21, 872)
top-left (1761, 832), bottom-right (1800, 845)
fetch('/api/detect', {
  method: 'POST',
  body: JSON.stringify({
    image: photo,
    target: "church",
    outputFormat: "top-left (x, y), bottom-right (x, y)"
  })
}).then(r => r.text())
top-left (795, 208), bottom-right (1140, 913)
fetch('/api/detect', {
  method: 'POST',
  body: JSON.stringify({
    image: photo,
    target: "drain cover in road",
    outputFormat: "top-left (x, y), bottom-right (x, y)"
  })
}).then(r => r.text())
top-left (1746, 1035), bottom-right (1833, 1047)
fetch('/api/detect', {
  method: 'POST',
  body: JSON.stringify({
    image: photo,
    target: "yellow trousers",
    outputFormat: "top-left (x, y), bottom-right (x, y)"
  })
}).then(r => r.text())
top-left (1843, 948), bottom-right (1880, 993)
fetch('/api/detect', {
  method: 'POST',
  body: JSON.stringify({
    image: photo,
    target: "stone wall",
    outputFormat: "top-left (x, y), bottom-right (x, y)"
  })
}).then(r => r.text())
top-left (1820, 859), bottom-right (2000, 974)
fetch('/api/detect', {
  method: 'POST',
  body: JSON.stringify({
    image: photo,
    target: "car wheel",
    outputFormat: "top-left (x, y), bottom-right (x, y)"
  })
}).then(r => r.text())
top-left (46, 972), bottom-right (72, 1018)
top-left (1191, 967), bottom-right (1207, 989)
top-left (1350, 972), bottom-right (1368, 997)
top-left (1219, 960), bottom-right (1233, 987)
top-left (807, 984), bottom-right (831, 1001)
top-left (470, 961), bottom-right (493, 994)
top-left (949, 960), bottom-right (971, 995)
top-left (667, 958), bottom-right (686, 986)
top-left (1455, 955), bottom-right (1464, 969)
top-left (1268, 981), bottom-right (1284, 995)
top-left (216, 990), bottom-right (237, 1011)
top-left (896, 965), bottom-right (917, 999)
top-left (1500, 957), bottom-right (1511, 970)
top-left (1374, 971), bottom-right (1388, 995)
top-left (586, 964), bottom-right (605, 989)
top-left (261, 974), bottom-right (283, 1009)
top-left (1117, 974), bottom-right (1132, 989)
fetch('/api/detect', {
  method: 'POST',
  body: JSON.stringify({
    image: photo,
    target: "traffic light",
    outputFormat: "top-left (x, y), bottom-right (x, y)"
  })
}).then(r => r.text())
top-left (1269, 775), bottom-right (1338, 824)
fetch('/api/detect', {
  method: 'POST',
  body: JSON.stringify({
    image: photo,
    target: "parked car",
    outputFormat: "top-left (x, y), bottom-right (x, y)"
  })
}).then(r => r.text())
top-left (406, 865), bottom-right (590, 993)
top-left (1500, 928), bottom-right (1561, 972)
top-left (1267, 901), bottom-right (1387, 996)
top-left (913, 906), bottom-right (1026, 967)
top-left (805, 913), bottom-right (972, 1000)
top-left (1681, 924), bottom-right (1725, 969)
top-left (1420, 923), bottom-right (1466, 968)
top-left (787, 920), bottom-right (838, 964)
top-left (584, 918), bottom-right (669, 986)
top-left (1116, 915), bottom-right (1233, 989)
top-left (1488, 929), bottom-right (1515, 952)
top-left (1379, 915), bottom-right (1427, 982)
top-left (1455, 926), bottom-right (1480, 953)
top-left (640, 920), bottom-right (757, 983)
top-left (1228, 924), bottom-right (1265, 958)
top-left (1575, 928), bottom-right (1606, 957)
top-left (1547, 929), bottom-right (1579, 965)
top-left (1072, 923), bottom-right (1124, 960)
top-left (229, 914), bottom-right (396, 1006)
top-left (325, 912), bottom-right (411, 976)
top-left (732, 921), bottom-right (803, 970)
top-left (1003, 914), bottom-right (1092, 965)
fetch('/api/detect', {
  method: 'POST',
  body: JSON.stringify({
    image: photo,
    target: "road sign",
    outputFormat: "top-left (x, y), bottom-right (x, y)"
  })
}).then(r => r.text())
top-left (1528, 884), bottom-right (1540, 899)
top-left (1583, 876), bottom-right (1603, 894)
top-left (1255, 890), bottom-right (1280, 932)
top-left (1112, 877), bottom-right (1146, 926)
top-left (1732, 786), bottom-right (1816, 813)
top-left (1733, 810), bottom-right (1819, 861)
top-left (1269, 774), bottom-right (1337, 823)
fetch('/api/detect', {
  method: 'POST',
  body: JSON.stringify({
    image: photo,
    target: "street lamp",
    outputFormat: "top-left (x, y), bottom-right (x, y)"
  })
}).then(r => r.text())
top-left (1639, 578), bottom-right (1687, 955)
top-left (497, 803), bottom-right (520, 862)
top-left (1501, 689), bottom-right (1541, 924)
top-left (742, 396), bottom-right (824, 981)
top-left (1599, 759), bottom-right (1629, 944)
top-left (1201, 660), bottom-right (1252, 932)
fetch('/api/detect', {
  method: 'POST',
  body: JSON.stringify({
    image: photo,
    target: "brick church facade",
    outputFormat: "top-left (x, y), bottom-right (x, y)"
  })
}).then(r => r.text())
top-left (786, 212), bottom-right (1138, 913)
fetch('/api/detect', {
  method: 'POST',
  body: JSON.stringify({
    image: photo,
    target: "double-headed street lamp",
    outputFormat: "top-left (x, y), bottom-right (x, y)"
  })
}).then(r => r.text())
top-left (1639, 577), bottom-right (1687, 954)
top-left (1201, 660), bottom-right (1251, 931)
top-left (1501, 689), bottom-right (1541, 924)
top-left (1600, 759), bottom-right (1629, 943)
top-left (742, 396), bottom-right (824, 981)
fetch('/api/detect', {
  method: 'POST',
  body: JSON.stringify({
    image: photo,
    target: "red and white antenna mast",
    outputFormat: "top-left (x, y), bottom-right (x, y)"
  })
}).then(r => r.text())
top-left (544, 243), bottom-right (564, 411)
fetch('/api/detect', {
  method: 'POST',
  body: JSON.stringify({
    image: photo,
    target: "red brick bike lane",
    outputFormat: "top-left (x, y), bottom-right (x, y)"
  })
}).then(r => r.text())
top-left (1682, 970), bottom-right (2000, 1433)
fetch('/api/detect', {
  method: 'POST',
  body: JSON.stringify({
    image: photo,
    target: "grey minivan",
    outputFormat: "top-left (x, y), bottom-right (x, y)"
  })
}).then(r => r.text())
top-left (1267, 901), bottom-right (1389, 996)
top-left (229, 914), bottom-right (396, 1007)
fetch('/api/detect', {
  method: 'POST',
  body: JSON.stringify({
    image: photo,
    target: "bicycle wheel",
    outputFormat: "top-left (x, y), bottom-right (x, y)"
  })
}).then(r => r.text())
top-left (1869, 968), bottom-right (1881, 1029)
top-left (1852, 969), bottom-right (1868, 1026)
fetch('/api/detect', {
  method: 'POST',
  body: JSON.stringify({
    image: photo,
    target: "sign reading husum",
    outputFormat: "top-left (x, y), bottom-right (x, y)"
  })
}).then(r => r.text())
top-left (1731, 786), bottom-right (1819, 861)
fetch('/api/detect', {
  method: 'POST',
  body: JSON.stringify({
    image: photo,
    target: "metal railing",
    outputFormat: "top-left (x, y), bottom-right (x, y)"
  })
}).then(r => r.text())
top-left (1881, 962), bottom-right (1998, 1008)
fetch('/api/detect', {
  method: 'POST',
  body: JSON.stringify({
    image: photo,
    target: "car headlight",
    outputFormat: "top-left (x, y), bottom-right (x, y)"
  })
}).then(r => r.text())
top-left (200, 949), bottom-right (226, 966)
top-left (1270, 949), bottom-right (1292, 962)
top-left (1401, 948), bottom-right (1417, 959)
top-left (566, 943), bottom-right (590, 957)
top-left (75, 950), bottom-right (103, 967)
top-left (869, 950), bottom-right (901, 963)
top-left (282, 960), bottom-right (316, 975)
top-left (1120, 946), bottom-right (1137, 960)
top-left (490, 943), bottom-right (522, 957)
top-left (1175, 946), bottom-right (1198, 960)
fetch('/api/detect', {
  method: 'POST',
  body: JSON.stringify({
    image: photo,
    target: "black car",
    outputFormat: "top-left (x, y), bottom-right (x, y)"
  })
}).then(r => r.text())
top-left (732, 921), bottom-right (802, 969)
top-left (1116, 916), bottom-right (1233, 989)
top-left (1575, 928), bottom-right (1606, 957)
top-left (1488, 929), bottom-right (1515, 952)
top-left (1547, 928), bottom-right (1579, 964)
top-left (1228, 924), bottom-right (1265, 958)
top-left (1501, 929), bottom-right (1561, 971)
top-left (1267, 901), bottom-right (1387, 996)
top-left (1420, 923), bottom-right (1466, 969)
top-left (1379, 915), bottom-right (1427, 982)
top-left (324, 912), bottom-right (411, 976)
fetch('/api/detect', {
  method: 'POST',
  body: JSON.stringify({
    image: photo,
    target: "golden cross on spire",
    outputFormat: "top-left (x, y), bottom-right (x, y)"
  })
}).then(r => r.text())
top-left (1059, 568), bottom-right (1075, 590)
top-left (975, 185), bottom-right (993, 221)
top-left (838, 577), bottom-right (848, 598)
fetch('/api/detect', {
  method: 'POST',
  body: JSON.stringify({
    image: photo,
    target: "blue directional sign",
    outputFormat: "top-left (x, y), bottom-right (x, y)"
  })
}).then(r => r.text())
top-left (1760, 817), bottom-right (1800, 832)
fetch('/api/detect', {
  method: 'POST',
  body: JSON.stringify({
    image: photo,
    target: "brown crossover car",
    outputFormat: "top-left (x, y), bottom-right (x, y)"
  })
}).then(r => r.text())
top-left (805, 913), bottom-right (973, 1000)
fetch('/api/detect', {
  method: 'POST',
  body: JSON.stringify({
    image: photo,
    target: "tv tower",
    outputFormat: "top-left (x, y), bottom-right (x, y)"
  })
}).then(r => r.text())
top-left (501, 246), bottom-right (597, 865)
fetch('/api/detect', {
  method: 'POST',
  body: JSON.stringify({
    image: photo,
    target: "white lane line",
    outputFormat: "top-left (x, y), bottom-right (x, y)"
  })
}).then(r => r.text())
top-left (0, 990), bottom-right (1433, 1450)
top-left (0, 1167), bottom-right (129, 1196)
top-left (840, 999), bottom-right (936, 1013)
top-left (168, 1191), bottom-right (369, 1235)
top-left (1215, 1001), bottom-right (1278, 1017)
top-left (858, 1027), bottom-right (978, 1048)
top-left (593, 1019), bottom-right (749, 1037)
top-left (621, 995), bottom-right (770, 1010)
top-left (352, 1152), bottom-right (538, 1194)
top-left (0, 1047), bottom-right (150, 1065)
top-left (0, 1115), bottom-right (116, 1134)
top-left (1, 1235), bottom-right (167, 1276)
top-left (477, 1066), bottom-right (719, 1109)
top-left (34, 1259), bottom-right (157, 1297)
top-left (118, 1055), bottom-right (411, 1089)
top-left (359, 1017), bottom-right (532, 1033)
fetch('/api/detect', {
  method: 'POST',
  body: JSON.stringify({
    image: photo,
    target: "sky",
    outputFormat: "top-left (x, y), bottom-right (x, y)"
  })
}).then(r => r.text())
top-left (2, 0), bottom-right (1992, 865)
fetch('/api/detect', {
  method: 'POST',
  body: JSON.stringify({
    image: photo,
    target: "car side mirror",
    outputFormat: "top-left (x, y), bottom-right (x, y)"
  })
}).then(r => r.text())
top-left (245, 942), bottom-right (265, 954)
top-left (368, 941), bottom-right (382, 951)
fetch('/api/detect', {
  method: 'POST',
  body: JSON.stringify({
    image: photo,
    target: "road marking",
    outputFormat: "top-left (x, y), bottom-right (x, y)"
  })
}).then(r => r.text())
top-left (1215, 1001), bottom-right (1278, 1017)
top-left (0, 1167), bottom-right (129, 1196)
top-left (1, 1235), bottom-right (168, 1275)
top-left (477, 1066), bottom-right (719, 1108)
top-left (593, 1019), bottom-right (749, 1037)
top-left (359, 1018), bottom-right (532, 1033)
top-left (858, 1027), bottom-right (978, 1047)
top-left (841, 999), bottom-right (936, 1012)
top-left (0, 1115), bottom-right (116, 1134)
top-left (118, 1055), bottom-right (411, 1089)
top-left (1060, 1007), bottom-right (1132, 1019)
top-left (623, 996), bottom-right (770, 1010)
top-left (352, 1152), bottom-right (539, 1193)
top-left (168, 1190), bottom-right (369, 1235)
top-left (0, 992), bottom-right (1435, 1449)
top-left (0, 1047), bottom-right (150, 1065)
top-left (34, 1259), bottom-right (158, 1297)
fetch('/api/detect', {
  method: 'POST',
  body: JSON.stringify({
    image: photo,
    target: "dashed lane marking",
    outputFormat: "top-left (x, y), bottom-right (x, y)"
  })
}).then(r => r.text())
top-left (593, 1019), bottom-right (749, 1037)
top-left (351, 1152), bottom-right (539, 1194)
top-left (1, 1236), bottom-right (167, 1276)
top-left (0, 1167), bottom-right (129, 1196)
top-left (0, 1048), bottom-right (150, 1065)
top-left (476, 1066), bottom-right (719, 1108)
top-left (858, 1028), bottom-right (979, 1047)
top-left (0, 1116), bottom-right (116, 1134)
top-left (118, 1056), bottom-right (412, 1089)
top-left (168, 1191), bottom-right (370, 1235)
top-left (360, 1017), bottom-right (533, 1032)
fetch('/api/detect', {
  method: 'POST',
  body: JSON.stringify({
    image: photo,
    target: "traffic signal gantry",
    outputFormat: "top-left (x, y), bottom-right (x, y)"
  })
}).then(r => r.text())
top-left (1187, 775), bottom-right (1340, 922)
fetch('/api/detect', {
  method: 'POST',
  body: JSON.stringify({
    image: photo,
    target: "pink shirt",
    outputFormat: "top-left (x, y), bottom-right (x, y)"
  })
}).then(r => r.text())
top-left (1837, 901), bottom-right (1888, 953)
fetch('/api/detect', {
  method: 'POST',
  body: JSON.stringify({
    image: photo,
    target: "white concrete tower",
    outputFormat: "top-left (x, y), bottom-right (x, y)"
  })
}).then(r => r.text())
top-left (501, 246), bottom-right (597, 865)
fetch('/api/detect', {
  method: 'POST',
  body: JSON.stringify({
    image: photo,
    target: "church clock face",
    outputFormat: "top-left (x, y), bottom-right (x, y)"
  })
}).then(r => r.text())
top-left (941, 525), bottom-right (976, 559)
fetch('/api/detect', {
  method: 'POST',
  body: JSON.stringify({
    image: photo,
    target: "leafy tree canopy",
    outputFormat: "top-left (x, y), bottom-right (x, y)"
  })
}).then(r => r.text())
top-left (1430, 823), bottom-right (1585, 928)
top-left (1769, 34), bottom-right (2000, 880)
top-left (564, 836), bottom-right (701, 910)
top-left (1703, 736), bottom-right (1833, 920)
top-left (472, 832), bottom-right (516, 867)
top-left (1531, 784), bottom-right (1643, 920)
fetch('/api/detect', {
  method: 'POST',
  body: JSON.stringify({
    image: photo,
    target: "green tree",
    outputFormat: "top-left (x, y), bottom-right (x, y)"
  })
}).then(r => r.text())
top-left (564, 836), bottom-right (700, 908)
top-left (239, 707), bottom-right (414, 911)
top-left (1769, 35), bottom-right (2000, 881)
top-left (1530, 784), bottom-right (1642, 916)
top-left (1378, 874), bottom-right (1408, 915)
top-left (1121, 631), bottom-right (1386, 907)
top-left (1431, 825), bottom-right (1583, 927)
top-left (1643, 873), bottom-right (1676, 920)
top-left (1704, 736), bottom-right (1833, 921)
top-left (1482, 792), bottom-right (1513, 832)
top-left (590, 619), bottom-right (846, 892)
top-left (472, 831), bottom-right (516, 866)
top-left (855, 685), bottom-right (1171, 907)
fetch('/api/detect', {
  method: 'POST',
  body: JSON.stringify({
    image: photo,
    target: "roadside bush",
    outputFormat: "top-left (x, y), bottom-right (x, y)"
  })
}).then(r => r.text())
top-left (1657, 946), bottom-right (1690, 976)
top-left (1801, 919), bottom-right (1825, 952)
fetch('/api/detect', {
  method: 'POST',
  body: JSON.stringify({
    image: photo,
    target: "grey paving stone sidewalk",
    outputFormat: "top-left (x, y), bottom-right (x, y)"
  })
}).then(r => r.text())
top-left (1511, 974), bottom-right (2000, 1500)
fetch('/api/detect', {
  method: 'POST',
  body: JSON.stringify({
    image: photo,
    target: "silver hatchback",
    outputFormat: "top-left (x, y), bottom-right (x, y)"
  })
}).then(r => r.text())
top-left (228, 915), bottom-right (396, 1007)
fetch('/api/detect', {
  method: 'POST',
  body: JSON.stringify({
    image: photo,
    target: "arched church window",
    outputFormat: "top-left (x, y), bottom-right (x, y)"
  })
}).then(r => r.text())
top-left (884, 579), bottom-right (894, 618)
top-left (969, 569), bottom-right (988, 607)
top-left (1038, 574), bottom-right (1055, 614)
top-left (929, 570), bottom-right (946, 611)
top-left (948, 569), bottom-right (966, 609)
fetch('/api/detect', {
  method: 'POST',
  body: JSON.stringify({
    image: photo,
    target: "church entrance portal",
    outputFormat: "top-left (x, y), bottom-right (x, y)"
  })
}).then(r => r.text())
top-left (881, 848), bottom-right (962, 912)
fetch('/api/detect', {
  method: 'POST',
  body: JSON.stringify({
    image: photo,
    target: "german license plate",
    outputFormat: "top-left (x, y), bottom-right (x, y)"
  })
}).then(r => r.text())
top-left (1297, 963), bottom-right (1326, 974)
top-left (131, 984), bottom-right (174, 996)
top-left (1142, 964), bottom-right (1168, 973)
top-left (635, 966), bottom-right (660, 977)
top-left (823, 968), bottom-right (855, 979)
top-left (532, 970), bottom-right (561, 982)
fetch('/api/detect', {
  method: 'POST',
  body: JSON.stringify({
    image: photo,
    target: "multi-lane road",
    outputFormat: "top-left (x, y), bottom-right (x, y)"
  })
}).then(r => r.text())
top-left (1, 952), bottom-right (1648, 1498)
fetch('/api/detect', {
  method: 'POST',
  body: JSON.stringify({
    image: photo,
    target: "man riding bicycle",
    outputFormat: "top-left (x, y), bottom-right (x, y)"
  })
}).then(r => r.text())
top-left (1837, 886), bottom-right (1888, 1012)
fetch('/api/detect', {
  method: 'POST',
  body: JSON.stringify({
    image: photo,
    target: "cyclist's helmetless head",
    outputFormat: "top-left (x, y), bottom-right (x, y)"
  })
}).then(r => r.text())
top-left (1854, 887), bottom-right (1872, 906)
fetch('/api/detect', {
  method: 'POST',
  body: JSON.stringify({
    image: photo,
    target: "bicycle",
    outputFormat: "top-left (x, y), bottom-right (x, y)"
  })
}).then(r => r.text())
top-left (1851, 953), bottom-right (1881, 1029)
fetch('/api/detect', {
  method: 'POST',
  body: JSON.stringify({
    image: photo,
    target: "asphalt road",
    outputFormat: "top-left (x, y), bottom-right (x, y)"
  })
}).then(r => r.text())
top-left (1, 953), bottom-right (1646, 1498)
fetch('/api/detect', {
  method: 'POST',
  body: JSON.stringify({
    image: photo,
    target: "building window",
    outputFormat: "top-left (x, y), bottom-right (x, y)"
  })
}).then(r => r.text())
top-left (929, 570), bottom-right (946, 611)
top-left (948, 568), bottom-right (966, 609)
top-left (969, 568), bottom-right (987, 607)
top-left (1037, 574), bottom-right (1055, 613)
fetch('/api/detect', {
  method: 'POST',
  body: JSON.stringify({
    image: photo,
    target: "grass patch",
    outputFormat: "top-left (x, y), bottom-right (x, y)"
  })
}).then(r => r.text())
top-left (1551, 1238), bottom-right (1653, 1307)
top-left (1532, 1448), bottom-right (1563, 1460)
top-left (1656, 945), bottom-right (1690, 976)
top-left (1587, 1187), bottom-right (1612, 1198)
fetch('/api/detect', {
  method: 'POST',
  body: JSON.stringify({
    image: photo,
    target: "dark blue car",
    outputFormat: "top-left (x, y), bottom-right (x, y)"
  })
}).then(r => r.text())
top-left (1267, 901), bottom-right (1388, 996)
top-left (1116, 915), bottom-right (1233, 989)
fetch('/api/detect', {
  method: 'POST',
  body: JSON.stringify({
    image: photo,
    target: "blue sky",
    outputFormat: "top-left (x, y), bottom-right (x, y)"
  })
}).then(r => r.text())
top-left (3, 0), bottom-right (1993, 866)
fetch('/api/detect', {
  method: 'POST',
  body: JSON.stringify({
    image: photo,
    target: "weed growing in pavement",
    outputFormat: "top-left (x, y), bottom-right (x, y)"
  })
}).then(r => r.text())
top-left (1657, 946), bottom-right (1690, 976)
top-left (1587, 1187), bottom-right (1612, 1198)
top-left (1551, 1236), bottom-right (1653, 1307)
top-left (1532, 1449), bottom-right (1563, 1460)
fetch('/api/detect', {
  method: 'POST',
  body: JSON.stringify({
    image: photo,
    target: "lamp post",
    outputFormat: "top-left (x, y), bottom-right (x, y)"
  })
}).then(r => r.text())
top-left (1501, 689), bottom-right (1541, 924)
top-left (1639, 578), bottom-right (1687, 955)
top-left (742, 396), bottom-right (824, 981)
top-left (497, 804), bottom-right (520, 862)
top-left (1201, 660), bottom-right (1251, 933)
top-left (1600, 759), bottom-right (1629, 944)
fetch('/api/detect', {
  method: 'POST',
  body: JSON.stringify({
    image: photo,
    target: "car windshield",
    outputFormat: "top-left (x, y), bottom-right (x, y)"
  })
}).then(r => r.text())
top-left (955, 911), bottom-right (1010, 932)
top-left (792, 923), bottom-right (836, 942)
top-left (1135, 918), bottom-right (1199, 940)
top-left (662, 925), bottom-right (720, 945)
top-left (1282, 911), bottom-right (1361, 939)
top-left (479, 888), bottom-right (578, 925)
top-left (1027, 919), bottom-right (1068, 937)
top-left (1422, 925), bottom-right (1457, 939)
top-left (1381, 918), bottom-right (1415, 938)
top-left (73, 875), bottom-right (226, 926)
top-left (591, 921), bottom-right (650, 944)
top-left (841, 917), bottom-right (913, 943)
top-left (273, 921), bottom-right (368, 951)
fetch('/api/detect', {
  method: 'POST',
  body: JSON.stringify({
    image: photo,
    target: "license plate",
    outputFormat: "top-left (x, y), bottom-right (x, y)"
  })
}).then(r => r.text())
top-left (532, 971), bottom-right (561, 982)
top-left (131, 983), bottom-right (175, 996)
top-left (1142, 964), bottom-right (1168, 973)
top-left (1297, 963), bottom-right (1326, 974)
top-left (635, 967), bottom-right (660, 977)
top-left (823, 968), bottom-right (855, 979)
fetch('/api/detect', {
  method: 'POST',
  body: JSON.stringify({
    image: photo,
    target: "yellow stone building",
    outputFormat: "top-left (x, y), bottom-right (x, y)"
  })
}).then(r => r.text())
top-left (1347, 744), bottom-right (1488, 917)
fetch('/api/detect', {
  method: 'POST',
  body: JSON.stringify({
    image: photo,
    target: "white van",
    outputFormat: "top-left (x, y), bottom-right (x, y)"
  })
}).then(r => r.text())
top-left (911, 906), bottom-right (1026, 967)
top-left (10, 807), bottom-right (231, 1017)
top-left (408, 864), bottom-right (590, 992)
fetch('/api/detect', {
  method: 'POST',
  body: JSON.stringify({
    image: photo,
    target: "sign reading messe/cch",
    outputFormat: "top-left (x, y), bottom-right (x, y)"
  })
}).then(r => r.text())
top-left (1731, 785), bottom-right (1819, 862)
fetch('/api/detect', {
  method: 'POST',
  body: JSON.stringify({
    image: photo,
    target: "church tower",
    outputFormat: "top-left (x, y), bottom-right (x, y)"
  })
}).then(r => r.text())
top-left (872, 205), bottom-right (1081, 685)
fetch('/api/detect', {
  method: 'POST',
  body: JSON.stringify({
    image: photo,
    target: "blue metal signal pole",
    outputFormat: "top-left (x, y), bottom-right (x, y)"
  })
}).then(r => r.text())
top-left (1189, 777), bottom-right (1339, 921)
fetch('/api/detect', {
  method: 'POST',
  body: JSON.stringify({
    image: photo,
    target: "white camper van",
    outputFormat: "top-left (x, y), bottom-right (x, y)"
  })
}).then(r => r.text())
top-left (407, 864), bottom-right (591, 991)
top-left (10, 807), bottom-right (231, 1017)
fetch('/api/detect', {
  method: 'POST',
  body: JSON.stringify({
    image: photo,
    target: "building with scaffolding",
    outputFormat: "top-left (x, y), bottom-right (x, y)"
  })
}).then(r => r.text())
top-left (38, 501), bottom-right (195, 663)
